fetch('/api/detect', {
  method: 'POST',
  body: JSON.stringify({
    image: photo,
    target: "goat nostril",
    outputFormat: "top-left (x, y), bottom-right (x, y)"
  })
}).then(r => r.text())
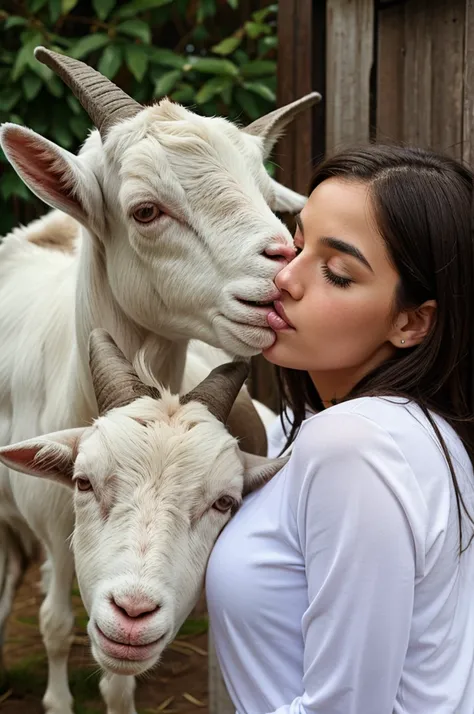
top-left (111, 595), bottom-right (160, 619)
top-left (264, 243), bottom-right (296, 262)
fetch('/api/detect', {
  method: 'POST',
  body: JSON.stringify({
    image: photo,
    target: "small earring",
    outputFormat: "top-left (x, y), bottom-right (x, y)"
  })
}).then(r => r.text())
top-left (400, 339), bottom-right (406, 345)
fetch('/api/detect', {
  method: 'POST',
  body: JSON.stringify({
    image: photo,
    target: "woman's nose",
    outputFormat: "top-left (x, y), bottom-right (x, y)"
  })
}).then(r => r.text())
top-left (274, 260), bottom-right (303, 300)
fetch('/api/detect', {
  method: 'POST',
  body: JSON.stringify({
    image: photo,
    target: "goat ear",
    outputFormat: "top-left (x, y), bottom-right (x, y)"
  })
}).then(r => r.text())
top-left (268, 177), bottom-right (307, 214)
top-left (0, 427), bottom-right (86, 487)
top-left (0, 123), bottom-right (102, 230)
top-left (244, 92), bottom-right (322, 157)
top-left (241, 451), bottom-right (289, 496)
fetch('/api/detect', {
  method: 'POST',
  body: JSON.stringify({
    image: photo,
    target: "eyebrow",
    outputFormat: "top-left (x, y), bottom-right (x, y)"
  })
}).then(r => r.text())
top-left (295, 213), bottom-right (373, 273)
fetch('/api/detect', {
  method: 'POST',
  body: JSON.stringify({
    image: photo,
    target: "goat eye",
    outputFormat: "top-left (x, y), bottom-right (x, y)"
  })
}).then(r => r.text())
top-left (133, 203), bottom-right (160, 224)
top-left (75, 478), bottom-right (93, 492)
top-left (213, 496), bottom-right (235, 513)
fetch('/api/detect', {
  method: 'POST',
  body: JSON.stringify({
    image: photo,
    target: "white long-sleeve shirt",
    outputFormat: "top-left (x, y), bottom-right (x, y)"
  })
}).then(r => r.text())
top-left (206, 396), bottom-right (474, 714)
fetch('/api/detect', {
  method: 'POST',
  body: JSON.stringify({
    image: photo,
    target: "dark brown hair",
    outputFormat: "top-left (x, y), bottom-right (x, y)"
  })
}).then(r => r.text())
top-left (275, 145), bottom-right (474, 551)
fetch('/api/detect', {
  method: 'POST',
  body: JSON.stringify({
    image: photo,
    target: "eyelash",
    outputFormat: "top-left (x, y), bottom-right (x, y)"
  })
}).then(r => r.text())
top-left (294, 246), bottom-right (353, 288)
top-left (321, 264), bottom-right (353, 289)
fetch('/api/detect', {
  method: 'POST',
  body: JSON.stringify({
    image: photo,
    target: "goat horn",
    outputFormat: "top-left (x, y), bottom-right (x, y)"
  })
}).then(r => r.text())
top-left (244, 91), bottom-right (322, 138)
top-left (34, 46), bottom-right (141, 140)
top-left (180, 360), bottom-right (249, 425)
top-left (88, 329), bottom-right (160, 415)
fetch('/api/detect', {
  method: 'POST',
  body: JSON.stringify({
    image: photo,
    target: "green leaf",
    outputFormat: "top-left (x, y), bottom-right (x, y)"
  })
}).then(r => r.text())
top-left (117, 20), bottom-right (151, 44)
top-left (170, 83), bottom-right (195, 104)
top-left (114, 0), bottom-right (171, 19)
top-left (258, 36), bottom-right (278, 55)
top-left (22, 72), bottom-right (42, 100)
top-left (4, 16), bottom-right (28, 29)
top-left (97, 44), bottom-right (122, 78)
top-left (27, 55), bottom-right (53, 82)
top-left (147, 47), bottom-right (186, 70)
top-left (0, 89), bottom-right (21, 112)
top-left (48, 34), bottom-right (73, 49)
top-left (153, 69), bottom-right (182, 97)
top-left (221, 81), bottom-right (233, 105)
top-left (61, 0), bottom-right (79, 13)
top-left (235, 87), bottom-right (260, 119)
top-left (199, 0), bottom-right (217, 18)
top-left (52, 123), bottom-right (73, 148)
top-left (1, 170), bottom-right (31, 202)
top-left (70, 114), bottom-right (91, 140)
top-left (196, 76), bottom-right (233, 104)
top-left (125, 43), bottom-right (149, 82)
top-left (191, 57), bottom-right (239, 77)
top-left (240, 59), bottom-right (277, 78)
top-left (46, 74), bottom-right (64, 97)
top-left (243, 81), bottom-right (275, 103)
top-left (226, 0), bottom-right (238, 8)
top-left (11, 34), bottom-right (42, 81)
top-left (211, 35), bottom-right (242, 56)
top-left (92, 0), bottom-right (116, 20)
top-left (244, 21), bottom-right (271, 40)
top-left (9, 114), bottom-right (25, 126)
top-left (252, 5), bottom-right (277, 23)
top-left (49, 0), bottom-right (62, 23)
top-left (66, 94), bottom-right (82, 114)
top-left (70, 33), bottom-right (110, 59)
top-left (233, 48), bottom-right (249, 66)
top-left (264, 159), bottom-right (276, 178)
top-left (192, 24), bottom-right (209, 43)
top-left (177, 616), bottom-right (208, 638)
top-left (28, 0), bottom-right (48, 12)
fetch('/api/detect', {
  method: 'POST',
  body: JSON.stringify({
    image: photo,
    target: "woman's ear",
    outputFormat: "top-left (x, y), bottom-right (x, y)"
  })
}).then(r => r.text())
top-left (390, 299), bottom-right (437, 348)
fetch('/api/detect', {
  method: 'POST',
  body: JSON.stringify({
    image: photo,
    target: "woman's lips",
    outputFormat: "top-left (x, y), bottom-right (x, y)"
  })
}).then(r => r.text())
top-left (267, 300), bottom-right (295, 330)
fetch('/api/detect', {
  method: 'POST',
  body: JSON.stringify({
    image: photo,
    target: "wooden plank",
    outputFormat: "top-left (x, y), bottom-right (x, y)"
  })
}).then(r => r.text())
top-left (402, 0), bottom-right (433, 147)
top-left (275, 0), bottom-right (297, 186)
top-left (376, 2), bottom-right (405, 142)
top-left (463, 0), bottom-right (474, 164)
top-left (326, 0), bottom-right (374, 153)
top-left (292, 0), bottom-right (314, 193)
top-left (430, 0), bottom-right (465, 158)
top-left (208, 628), bottom-right (234, 714)
top-left (312, 0), bottom-right (327, 164)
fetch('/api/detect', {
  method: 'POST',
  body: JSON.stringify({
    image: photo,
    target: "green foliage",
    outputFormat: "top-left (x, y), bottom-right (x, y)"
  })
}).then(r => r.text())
top-left (0, 0), bottom-right (278, 235)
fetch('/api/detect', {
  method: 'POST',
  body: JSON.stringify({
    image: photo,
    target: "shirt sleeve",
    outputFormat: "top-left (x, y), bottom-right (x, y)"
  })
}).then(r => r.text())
top-left (265, 411), bottom-right (422, 714)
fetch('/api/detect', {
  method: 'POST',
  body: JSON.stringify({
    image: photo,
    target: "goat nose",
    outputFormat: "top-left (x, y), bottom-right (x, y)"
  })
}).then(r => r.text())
top-left (111, 594), bottom-right (160, 619)
top-left (264, 242), bottom-right (296, 262)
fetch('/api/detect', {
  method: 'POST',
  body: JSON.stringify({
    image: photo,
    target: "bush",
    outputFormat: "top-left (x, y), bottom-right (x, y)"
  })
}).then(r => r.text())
top-left (0, 0), bottom-right (278, 235)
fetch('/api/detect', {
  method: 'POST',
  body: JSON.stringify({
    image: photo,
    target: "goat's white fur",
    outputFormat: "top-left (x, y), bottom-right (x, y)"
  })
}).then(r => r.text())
top-left (0, 96), bottom-right (305, 714)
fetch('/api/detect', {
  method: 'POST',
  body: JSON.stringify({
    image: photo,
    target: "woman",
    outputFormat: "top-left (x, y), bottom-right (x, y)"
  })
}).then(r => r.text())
top-left (206, 145), bottom-right (474, 714)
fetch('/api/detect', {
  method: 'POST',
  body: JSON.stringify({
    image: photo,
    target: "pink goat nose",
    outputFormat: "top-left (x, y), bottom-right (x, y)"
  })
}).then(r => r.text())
top-left (111, 594), bottom-right (160, 619)
top-left (264, 242), bottom-right (296, 262)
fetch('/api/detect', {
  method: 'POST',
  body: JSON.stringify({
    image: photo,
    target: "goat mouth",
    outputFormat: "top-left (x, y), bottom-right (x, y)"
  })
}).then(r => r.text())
top-left (94, 624), bottom-right (164, 662)
top-left (236, 297), bottom-right (276, 310)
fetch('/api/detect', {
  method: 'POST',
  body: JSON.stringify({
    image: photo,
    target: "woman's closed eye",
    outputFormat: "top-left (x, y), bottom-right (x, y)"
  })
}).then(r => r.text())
top-left (321, 264), bottom-right (353, 288)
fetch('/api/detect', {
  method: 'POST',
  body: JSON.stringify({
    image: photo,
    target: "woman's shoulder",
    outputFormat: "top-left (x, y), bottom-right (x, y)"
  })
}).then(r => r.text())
top-left (295, 395), bottom-right (470, 497)
top-left (301, 395), bottom-right (458, 451)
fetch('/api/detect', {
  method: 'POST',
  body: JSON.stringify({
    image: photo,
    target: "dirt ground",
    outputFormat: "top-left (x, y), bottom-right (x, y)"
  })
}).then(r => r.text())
top-left (1, 563), bottom-right (209, 714)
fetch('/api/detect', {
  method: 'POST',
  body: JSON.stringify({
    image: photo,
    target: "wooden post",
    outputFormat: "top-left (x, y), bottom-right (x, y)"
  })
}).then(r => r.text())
top-left (208, 628), bottom-right (234, 714)
top-left (464, 0), bottom-right (474, 163)
top-left (325, 0), bottom-right (374, 153)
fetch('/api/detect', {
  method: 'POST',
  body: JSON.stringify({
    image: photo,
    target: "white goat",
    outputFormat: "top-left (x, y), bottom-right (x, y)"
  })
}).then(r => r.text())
top-left (0, 330), bottom-right (287, 713)
top-left (0, 47), bottom-right (319, 714)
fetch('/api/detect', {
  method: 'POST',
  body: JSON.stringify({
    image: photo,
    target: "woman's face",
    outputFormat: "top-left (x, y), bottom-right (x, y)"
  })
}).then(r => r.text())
top-left (264, 178), bottom-right (403, 397)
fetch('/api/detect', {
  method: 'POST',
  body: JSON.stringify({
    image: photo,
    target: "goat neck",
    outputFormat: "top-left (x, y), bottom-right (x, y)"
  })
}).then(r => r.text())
top-left (73, 228), bottom-right (188, 418)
